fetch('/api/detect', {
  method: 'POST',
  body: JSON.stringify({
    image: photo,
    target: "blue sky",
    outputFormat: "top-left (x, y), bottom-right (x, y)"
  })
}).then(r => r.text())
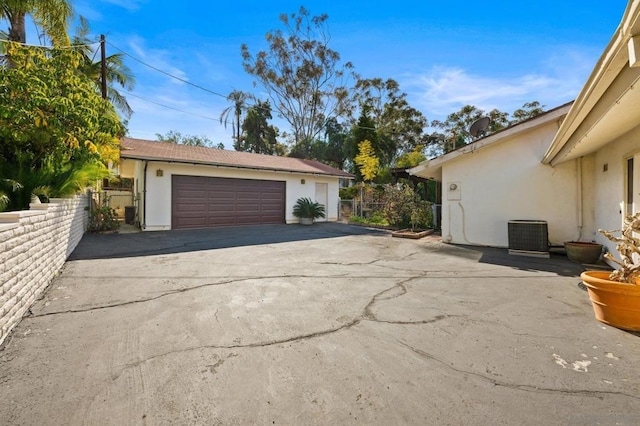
top-left (14, 1), bottom-right (632, 148)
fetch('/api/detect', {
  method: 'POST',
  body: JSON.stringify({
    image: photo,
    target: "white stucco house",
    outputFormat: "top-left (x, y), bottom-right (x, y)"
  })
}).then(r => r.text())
top-left (409, 103), bottom-right (577, 248)
top-left (118, 138), bottom-right (353, 231)
top-left (410, 0), bottom-right (640, 261)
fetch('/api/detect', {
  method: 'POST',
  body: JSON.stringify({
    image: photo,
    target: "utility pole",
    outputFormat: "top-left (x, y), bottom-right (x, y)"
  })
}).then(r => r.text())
top-left (100, 34), bottom-right (107, 100)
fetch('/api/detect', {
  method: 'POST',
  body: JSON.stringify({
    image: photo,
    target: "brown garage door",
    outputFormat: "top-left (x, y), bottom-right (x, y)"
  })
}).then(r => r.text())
top-left (172, 175), bottom-right (285, 229)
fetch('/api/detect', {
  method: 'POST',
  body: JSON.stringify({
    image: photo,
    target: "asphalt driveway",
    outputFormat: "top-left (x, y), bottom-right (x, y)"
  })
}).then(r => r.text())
top-left (1, 223), bottom-right (639, 425)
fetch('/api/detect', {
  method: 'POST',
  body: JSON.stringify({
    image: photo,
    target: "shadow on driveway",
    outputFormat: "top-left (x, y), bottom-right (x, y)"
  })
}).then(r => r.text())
top-left (73, 221), bottom-right (595, 278)
top-left (69, 222), bottom-right (388, 261)
top-left (421, 242), bottom-right (595, 277)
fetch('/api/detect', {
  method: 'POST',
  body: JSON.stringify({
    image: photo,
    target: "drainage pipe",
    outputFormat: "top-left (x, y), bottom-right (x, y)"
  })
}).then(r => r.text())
top-left (142, 160), bottom-right (148, 230)
top-left (576, 157), bottom-right (583, 241)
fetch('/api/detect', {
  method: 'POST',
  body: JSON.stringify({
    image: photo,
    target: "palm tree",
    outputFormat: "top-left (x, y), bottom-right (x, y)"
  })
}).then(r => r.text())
top-left (220, 90), bottom-right (249, 151)
top-left (1, 0), bottom-right (73, 45)
top-left (71, 17), bottom-right (136, 119)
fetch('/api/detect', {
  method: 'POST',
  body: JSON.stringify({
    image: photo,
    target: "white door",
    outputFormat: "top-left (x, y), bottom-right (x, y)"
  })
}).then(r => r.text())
top-left (315, 183), bottom-right (328, 222)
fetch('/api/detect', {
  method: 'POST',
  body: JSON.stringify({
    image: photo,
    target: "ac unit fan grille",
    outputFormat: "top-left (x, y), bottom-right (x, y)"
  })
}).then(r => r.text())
top-left (508, 220), bottom-right (549, 253)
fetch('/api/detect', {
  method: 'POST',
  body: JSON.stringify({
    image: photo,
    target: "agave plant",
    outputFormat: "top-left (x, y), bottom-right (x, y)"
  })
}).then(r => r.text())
top-left (292, 197), bottom-right (325, 220)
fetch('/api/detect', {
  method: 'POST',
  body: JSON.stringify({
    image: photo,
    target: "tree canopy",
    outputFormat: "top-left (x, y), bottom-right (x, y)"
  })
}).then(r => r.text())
top-left (239, 100), bottom-right (284, 155)
top-left (241, 6), bottom-right (356, 147)
top-left (156, 130), bottom-right (223, 148)
top-left (0, 43), bottom-right (125, 211)
top-left (428, 102), bottom-right (546, 155)
top-left (1, 0), bottom-right (73, 45)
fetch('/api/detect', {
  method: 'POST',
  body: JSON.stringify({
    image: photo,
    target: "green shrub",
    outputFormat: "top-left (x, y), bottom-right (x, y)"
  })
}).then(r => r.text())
top-left (86, 199), bottom-right (120, 233)
top-left (339, 186), bottom-right (358, 200)
top-left (383, 184), bottom-right (433, 231)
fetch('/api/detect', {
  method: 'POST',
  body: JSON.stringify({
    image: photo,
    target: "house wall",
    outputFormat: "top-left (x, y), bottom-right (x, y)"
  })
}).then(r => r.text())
top-left (441, 123), bottom-right (580, 247)
top-left (591, 123), bottom-right (640, 259)
top-left (0, 196), bottom-right (88, 345)
top-left (122, 160), bottom-right (340, 230)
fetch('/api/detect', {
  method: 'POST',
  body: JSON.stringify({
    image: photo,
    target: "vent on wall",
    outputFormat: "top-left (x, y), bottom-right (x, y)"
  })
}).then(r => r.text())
top-left (508, 220), bottom-right (549, 258)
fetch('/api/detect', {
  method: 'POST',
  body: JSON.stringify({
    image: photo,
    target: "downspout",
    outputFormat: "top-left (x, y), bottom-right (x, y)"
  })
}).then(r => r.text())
top-left (143, 161), bottom-right (148, 230)
top-left (576, 157), bottom-right (584, 241)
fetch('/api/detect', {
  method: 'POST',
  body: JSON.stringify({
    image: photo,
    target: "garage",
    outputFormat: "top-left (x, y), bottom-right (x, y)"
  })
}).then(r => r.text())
top-left (119, 138), bottom-right (353, 231)
top-left (172, 175), bottom-right (285, 229)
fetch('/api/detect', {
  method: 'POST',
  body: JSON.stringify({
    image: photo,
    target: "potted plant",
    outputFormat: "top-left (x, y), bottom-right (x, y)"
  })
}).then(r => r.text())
top-left (292, 197), bottom-right (325, 225)
top-left (564, 241), bottom-right (603, 264)
top-left (581, 212), bottom-right (640, 331)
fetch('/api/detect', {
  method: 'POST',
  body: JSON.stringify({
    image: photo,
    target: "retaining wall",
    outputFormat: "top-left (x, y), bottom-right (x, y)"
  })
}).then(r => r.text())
top-left (0, 196), bottom-right (88, 345)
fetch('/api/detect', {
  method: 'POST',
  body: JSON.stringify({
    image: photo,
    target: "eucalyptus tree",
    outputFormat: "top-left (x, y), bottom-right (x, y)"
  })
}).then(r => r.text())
top-left (1, 0), bottom-right (73, 44)
top-left (241, 6), bottom-right (356, 149)
top-left (219, 90), bottom-right (250, 151)
top-left (353, 78), bottom-right (428, 164)
top-left (510, 101), bottom-right (545, 124)
top-left (431, 105), bottom-right (509, 153)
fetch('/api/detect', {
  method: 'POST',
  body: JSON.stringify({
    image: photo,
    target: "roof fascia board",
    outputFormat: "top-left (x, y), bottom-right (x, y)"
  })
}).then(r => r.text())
top-left (120, 155), bottom-right (353, 179)
top-left (417, 104), bottom-right (570, 172)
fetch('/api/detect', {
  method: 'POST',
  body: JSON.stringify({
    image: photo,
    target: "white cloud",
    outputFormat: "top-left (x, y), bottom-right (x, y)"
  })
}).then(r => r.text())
top-left (402, 47), bottom-right (597, 121)
top-left (99, 0), bottom-right (146, 11)
top-left (126, 35), bottom-right (190, 84)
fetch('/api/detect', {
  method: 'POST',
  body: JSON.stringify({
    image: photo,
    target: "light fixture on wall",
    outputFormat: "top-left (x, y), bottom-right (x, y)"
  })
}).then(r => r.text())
top-left (156, 169), bottom-right (164, 177)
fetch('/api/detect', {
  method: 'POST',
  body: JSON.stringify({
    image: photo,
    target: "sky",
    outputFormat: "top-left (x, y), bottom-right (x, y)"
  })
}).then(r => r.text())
top-left (11, 1), bottom-right (632, 149)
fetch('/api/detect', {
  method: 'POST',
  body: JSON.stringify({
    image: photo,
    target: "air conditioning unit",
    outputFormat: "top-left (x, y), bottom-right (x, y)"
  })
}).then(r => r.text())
top-left (508, 220), bottom-right (549, 258)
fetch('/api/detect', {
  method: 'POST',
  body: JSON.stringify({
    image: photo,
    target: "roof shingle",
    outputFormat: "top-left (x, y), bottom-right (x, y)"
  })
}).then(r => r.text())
top-left (120, 138), bottom-right (354, 178)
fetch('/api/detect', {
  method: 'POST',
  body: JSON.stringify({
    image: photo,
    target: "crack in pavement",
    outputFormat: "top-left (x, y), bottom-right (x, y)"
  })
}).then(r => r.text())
top-left (24, 277), bottom-right (262, 319)
top-left (24, 274), bottom-right (423, 318)
top-left (111, 318), bottom-right (363, 381)
top-left (397, 341), bottom-right (640, 401)
top-left (111, 275), bottom-right (451, 378)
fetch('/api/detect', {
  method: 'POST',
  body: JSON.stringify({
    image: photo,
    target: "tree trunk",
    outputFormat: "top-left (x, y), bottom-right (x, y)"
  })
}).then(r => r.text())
top-left (8, 12), bottom-right (27, 44)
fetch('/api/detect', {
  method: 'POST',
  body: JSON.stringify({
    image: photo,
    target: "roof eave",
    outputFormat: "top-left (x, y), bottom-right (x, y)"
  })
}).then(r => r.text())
top-left (409, 103), bottom-right (571, 179)
top-left (120, 154), bottom-right (353, 179)
top-left (543, 0), bottom-right (640, 166)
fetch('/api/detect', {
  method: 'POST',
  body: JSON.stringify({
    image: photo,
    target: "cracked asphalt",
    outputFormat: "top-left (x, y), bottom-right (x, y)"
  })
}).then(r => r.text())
top-left (1, 222), bottom-right (640, 425)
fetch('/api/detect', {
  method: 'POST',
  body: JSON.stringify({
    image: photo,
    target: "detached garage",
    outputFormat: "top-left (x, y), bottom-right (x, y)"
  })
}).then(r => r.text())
top-left (118, 138), bottom-right (353, 231)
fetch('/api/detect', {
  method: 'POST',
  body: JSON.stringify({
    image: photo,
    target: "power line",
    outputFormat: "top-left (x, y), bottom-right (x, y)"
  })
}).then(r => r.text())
top-left (105, 41), bottom-right (277, 116)
top-left (107, 41), bottom-right (230, 100)
top-left (123, 91), bottom-right (223, 122)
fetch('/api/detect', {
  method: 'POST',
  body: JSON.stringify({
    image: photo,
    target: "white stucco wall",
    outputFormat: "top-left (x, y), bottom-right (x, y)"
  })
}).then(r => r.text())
top-left (122, 160), bottom-right (340, 230)
top-left (591, 124), bottom-right (640, 258)
top-left (441, 123), bottom-right (580, 247)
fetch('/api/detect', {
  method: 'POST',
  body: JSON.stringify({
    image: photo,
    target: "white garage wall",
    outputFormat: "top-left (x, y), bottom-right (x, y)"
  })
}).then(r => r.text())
top-left (122, 160), bottom-right (340, 230)
top-left (441, 122), bottom-right (580, 247)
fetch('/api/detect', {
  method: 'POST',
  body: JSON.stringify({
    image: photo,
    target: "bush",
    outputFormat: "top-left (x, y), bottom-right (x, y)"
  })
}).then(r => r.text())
top-left (339, 186), bottom-right (358, 200)
top-left (86, 199), bottom-right (120, 233)
top-left (383, 184), bottom-right (433, 231)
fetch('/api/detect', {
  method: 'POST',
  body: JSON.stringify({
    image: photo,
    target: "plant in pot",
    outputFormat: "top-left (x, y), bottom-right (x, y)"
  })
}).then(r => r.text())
top-left (292, 197), bottom-right (325, 225)
top-left (581, 212), bottom-right (640, 331)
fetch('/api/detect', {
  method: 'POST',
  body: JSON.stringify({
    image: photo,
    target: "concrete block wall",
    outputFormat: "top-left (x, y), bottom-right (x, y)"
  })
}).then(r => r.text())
top-left (0, 196), bottom-right (88, 345)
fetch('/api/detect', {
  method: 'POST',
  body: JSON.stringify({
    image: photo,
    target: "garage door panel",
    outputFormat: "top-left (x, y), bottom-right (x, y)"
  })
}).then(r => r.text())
top-left (172, 175), bottom-right (285, 229)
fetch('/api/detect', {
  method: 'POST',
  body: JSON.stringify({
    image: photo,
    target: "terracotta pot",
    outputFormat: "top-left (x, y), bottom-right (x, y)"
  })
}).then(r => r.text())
top-left (581, 271), bottom-right (640, 331)
top-left (564, 241), bottom-right (603, 264)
